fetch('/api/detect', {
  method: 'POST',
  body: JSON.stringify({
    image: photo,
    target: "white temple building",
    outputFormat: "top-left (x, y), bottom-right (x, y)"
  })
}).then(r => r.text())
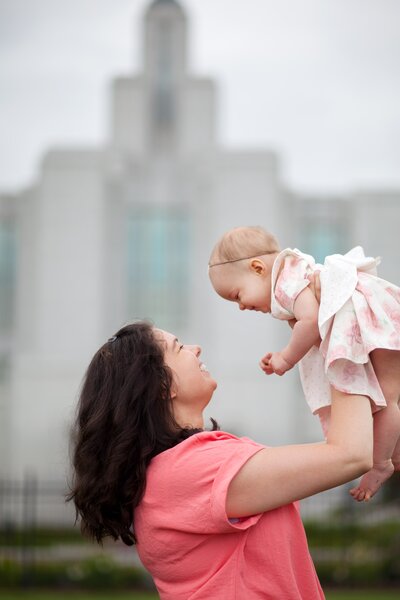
top-left (0, 0), bottom-right (399, 485)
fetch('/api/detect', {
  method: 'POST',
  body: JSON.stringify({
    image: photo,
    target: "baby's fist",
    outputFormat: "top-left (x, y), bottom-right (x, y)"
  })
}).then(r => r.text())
top-left (266, 352), bottom-right (293, 376)
top-left (260, 352), bottom-right (274, 375)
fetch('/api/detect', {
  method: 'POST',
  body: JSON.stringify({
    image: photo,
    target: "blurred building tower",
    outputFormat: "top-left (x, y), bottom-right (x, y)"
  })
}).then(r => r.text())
top-left (0, 0), bottom-right (399, 484)
top-left (0, 194), bottom-right (16, 472)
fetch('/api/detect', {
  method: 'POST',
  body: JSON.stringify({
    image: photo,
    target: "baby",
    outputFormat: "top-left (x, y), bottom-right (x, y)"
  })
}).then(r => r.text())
top-left (209, 225), bottom-right (400, 501)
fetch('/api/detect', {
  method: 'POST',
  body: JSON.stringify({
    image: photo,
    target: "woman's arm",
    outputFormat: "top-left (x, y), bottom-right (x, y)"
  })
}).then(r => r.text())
top-left (226, 389), bottom-right (373, 516)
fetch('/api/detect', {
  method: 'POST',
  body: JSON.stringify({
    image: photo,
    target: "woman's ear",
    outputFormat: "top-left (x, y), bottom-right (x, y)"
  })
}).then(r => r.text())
top-left (249, 259), bottom-right (266, 275)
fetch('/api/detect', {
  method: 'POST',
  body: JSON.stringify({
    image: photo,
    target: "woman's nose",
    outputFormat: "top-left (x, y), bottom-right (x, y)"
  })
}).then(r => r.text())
top-left (187, 344), bottom-right (201, 357)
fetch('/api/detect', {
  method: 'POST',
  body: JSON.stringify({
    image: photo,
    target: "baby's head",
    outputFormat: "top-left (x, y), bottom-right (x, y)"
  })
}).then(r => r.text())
top-left (208, 226), bottom-right (280, 313)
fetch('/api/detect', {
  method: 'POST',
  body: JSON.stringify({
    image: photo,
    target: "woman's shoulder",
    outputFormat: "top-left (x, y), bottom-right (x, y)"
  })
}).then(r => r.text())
top-left (151, 430), bottom-right (262, 469)
top-left (144, 431), bottom-right (266, 506)
top-left (169, 429), bottom-right (259, 451)
top-left (194, 430), bottom-right (262, 450)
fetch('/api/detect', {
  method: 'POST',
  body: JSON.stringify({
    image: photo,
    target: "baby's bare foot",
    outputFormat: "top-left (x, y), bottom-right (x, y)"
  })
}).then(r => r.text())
top-left (349, 460), bottom-right (394, 502)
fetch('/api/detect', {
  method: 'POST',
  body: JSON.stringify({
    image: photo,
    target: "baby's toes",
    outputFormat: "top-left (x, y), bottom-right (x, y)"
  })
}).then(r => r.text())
top-left (349, 487), bottom-right (365, 502)
top-left (349, 487), bottom-right (359, 497)
top-left (364, 489), bottom-right (372, 502)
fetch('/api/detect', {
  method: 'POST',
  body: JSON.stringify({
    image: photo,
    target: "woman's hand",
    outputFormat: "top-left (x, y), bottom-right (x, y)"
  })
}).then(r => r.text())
top-left (260, 352), bottom-right (293, 376)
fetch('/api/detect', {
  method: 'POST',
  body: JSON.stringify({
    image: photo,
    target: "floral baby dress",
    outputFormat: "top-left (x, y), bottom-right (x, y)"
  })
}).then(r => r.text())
top-left (271, 247), bottom-right (400, 430)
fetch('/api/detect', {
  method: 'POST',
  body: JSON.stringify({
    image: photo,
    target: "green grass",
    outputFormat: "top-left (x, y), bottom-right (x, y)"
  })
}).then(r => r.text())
top-left (325, 591), bottom-right (400, 600)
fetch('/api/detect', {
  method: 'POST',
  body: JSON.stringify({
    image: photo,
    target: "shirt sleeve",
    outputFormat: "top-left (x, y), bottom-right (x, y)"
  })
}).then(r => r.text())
top-left (274, 254), bottom-right (311, 315)
top-left (161, 432), bottom-right (266, 535)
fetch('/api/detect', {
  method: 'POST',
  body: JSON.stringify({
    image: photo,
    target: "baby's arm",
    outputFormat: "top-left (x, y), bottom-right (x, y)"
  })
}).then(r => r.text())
top-left (261, 286), bottom-right (320, 375)
top-left (282, 286), bottom-right (320, 364)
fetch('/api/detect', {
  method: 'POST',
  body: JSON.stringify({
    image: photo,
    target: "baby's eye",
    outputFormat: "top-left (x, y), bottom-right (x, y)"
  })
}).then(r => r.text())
top-left (179, 344), bottom-right (184, 351)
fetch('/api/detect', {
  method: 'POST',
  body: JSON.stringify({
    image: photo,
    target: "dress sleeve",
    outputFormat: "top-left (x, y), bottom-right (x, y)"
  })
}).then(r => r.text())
top-left (274, 254), bottom-right (311, 315)
top-left (161, 432), bottom-right (266, 535)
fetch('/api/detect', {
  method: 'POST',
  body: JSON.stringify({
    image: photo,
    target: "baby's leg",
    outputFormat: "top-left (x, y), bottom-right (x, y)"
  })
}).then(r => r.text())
top-left (351, 349), bottom-right (400, 502)
top-left (317, 406), bottom-right (331, 439)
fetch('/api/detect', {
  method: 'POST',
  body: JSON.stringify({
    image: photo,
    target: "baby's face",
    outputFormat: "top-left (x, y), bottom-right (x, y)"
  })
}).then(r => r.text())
top-left (209, 261), bottom-right (272, 313)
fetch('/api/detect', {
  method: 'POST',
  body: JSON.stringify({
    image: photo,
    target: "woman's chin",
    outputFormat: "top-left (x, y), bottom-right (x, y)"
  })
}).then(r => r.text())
top-left (207, 377), bottom-right (218, 391)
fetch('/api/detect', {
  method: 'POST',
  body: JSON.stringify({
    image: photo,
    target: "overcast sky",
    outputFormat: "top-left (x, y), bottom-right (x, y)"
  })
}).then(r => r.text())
top-left (1, 0), bottom-right (400, 194)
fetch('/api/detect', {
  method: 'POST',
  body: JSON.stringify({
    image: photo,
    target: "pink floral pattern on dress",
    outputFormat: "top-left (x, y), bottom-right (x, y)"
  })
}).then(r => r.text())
top-left (325, 345), bottom-right (348, 364)
top-left (389, 331), bottom-right (400, 349)
top-left (273, 253), bottom-right (312, 315)
top-left (382, 302), bottom-right (400, 329)
top-left (341, 361), bottom-right (359, 385)
top-left (386, 286), bottom-right (400, 302)
top-left (345, 322), bottom-right (362, 346)
top-left (360, 306), bottom-right (382, 332)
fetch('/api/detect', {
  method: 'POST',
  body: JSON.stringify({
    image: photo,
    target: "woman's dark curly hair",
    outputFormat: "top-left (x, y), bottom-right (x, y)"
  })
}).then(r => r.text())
top-left (66, 321), bottom-right (217, 546)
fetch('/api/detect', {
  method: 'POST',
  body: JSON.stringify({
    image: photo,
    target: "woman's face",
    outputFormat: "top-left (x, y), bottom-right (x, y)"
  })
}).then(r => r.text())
top-left (155, 329), bottom-right (217, 411)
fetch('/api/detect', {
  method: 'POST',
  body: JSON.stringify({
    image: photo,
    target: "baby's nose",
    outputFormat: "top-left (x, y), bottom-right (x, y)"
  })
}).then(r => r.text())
top-left (239, 303), bottom-right (246, 311)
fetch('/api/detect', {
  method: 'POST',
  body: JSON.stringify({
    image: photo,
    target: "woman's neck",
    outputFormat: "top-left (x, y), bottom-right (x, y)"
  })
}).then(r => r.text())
top-left (173, 404), bottom-right (204, 430)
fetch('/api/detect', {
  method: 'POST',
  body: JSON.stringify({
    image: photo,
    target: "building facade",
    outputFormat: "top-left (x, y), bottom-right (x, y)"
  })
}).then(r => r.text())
top-left (1, 0), bottom-right (399, 484)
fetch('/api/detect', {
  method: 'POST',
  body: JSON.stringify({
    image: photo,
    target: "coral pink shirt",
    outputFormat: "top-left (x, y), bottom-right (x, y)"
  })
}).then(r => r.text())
top-left (135, 431), bottom-right (324, 599)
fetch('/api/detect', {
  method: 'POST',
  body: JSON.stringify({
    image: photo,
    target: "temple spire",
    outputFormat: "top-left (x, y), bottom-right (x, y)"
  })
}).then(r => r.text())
top-left (144, 0), bottom-right (187, 79)
top-left (144, 0), bottom-right (187, 150)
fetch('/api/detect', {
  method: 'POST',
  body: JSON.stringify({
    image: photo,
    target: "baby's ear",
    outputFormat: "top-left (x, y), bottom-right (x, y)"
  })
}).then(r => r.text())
top-left (249, 259), bottom-right (265, 275)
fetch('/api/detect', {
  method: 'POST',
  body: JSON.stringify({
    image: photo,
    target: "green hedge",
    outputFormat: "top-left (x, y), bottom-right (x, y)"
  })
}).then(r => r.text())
top-left (0, 556), bottom-right (154, 591)
top-left (0, 527), bottom-right (83, 548)
top-left (304, 520), bottom-right (400, 585)
top-left (1, 522), bottom-right (400, 588)
top-left (304, 520), bottom-right (400, 548)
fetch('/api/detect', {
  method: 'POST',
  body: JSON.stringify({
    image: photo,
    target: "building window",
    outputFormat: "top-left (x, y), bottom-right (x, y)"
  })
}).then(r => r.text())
top-left (305, 227), bottom-right (340, 263)
top-left (127, 210), bottom-right (189, 330)
top-left (0, 219), bottom-right (16, 336)
top-left (301, 224), bottom-right (347, 264)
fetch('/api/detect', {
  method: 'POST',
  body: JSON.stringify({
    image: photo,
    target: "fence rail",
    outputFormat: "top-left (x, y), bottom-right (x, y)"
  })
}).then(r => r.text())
top-left (0, 477), bottom-right (76, 529)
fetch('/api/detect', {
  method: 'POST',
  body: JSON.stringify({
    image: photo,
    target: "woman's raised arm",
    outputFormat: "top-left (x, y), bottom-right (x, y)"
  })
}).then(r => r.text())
top-left (226, 388), bottom-right (373, 517)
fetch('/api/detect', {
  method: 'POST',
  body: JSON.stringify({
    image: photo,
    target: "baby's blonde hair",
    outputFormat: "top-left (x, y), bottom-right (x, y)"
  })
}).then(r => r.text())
top-left (209, 226), bottom-right (280, 267)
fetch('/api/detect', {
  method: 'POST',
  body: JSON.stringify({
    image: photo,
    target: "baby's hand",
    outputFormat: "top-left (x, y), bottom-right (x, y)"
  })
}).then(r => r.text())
top-left (260, 352), bottom-right (293, 376)
top-left (260, 353), bottom-right (274, 375)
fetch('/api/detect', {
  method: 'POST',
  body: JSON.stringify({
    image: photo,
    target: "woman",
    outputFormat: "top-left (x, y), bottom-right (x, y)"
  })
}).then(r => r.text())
top-left (67, 321), bottom-right (373, 599)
